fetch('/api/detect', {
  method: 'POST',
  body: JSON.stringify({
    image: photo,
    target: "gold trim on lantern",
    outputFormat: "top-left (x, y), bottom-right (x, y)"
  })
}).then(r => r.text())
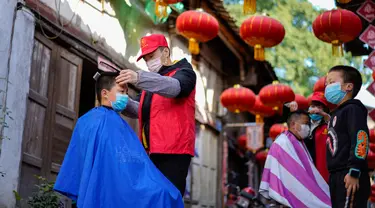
top-left (188, 38), bottom-right (200, 55)
top-left (256, 114), bottom-right (264, 123)
top-left (155, 0), bottom-right (168, 18)
top-left (331, 40), bottom-right (343, 56)
top-left (254, 44), bottom-right (265, 61)
top-left (272, 80), bottom-right (279, 85)
top-left (243, 0), bottom-right (256, 14)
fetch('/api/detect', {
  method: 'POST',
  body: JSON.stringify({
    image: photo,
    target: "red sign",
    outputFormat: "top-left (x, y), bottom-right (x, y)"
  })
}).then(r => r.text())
top-left (367, 81), bottom-right (375, 96)
top-left (360, 25), bottom-right (375, 49)
top-left (365, 50), bottom-right (375, 69)
top-left (369, 109), bottom-right (375, 122)
top-left (357, 0), bottom-right (375, 23)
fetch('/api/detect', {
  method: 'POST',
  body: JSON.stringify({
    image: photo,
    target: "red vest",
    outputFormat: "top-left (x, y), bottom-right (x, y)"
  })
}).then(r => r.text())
top-left (138, 69), bottom-right (196, 156)
top-left (314, 124), bottom-right (329, 182)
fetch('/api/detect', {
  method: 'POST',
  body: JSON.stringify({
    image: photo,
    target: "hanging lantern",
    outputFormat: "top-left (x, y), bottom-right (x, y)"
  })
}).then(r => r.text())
top-left (243, 0), bottom-right (256, 14)
top-left (240, 16), bottom-right (285, 61)
top-left (294, 94), bottom-right (309, 110)
top-left (370, 142), bottom-right (375, 152)
top-left (337, 0), bottom-right (352, 3)
top-left (371, 185), bottom-right (375, 203)
top-left (370, 129), bottom-right (375, 143)
top-left (313, 76), bottom-right (326, 92)
top-left (269, 123), bottom-right (288, 141)
top-left (312, 9), bottom-right (362, 56)
top-left (238, 134), bottom-right (248, 150)
top-left (220, 85), bottom-right (256, 113)
top-left (249, 96), bottom-right (275, 123)
top-left (368, 150), bottom-right (375, 169)
top-left (255, 149), bottom-right (268, 166)
top-left (259, 81), bottom-right (295, 110)
top-left (176, 9), bottom-right (219, 55)
top-left (153, 0), bottom-right (181, 18)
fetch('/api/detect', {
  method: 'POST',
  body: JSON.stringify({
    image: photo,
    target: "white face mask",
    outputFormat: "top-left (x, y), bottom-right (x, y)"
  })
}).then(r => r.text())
top-left (146, 56), bottom-right (163, 73)
top-left (298, 124), bottom-right (310, 139)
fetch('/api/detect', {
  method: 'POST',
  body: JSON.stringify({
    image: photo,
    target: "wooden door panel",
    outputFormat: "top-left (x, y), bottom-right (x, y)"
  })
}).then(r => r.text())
top-left (51, 48), bottom-right (82, 173)
top-left (22, 100), bottom-right (46, 160)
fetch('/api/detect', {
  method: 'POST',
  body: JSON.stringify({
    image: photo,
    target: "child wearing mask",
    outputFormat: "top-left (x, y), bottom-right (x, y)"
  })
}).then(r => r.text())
top-left (54, 71), bottom-right (183, 208)
top-left (325, 65), bottom-right (370, 208)
top-left (285, 92), bottom-right (331, 182)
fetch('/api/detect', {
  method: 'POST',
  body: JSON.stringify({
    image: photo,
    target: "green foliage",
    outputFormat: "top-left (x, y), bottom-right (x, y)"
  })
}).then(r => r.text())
top-left (26, 176), bottom-right (61, 208)
top-left (225, 0), bottom-right (369, 96)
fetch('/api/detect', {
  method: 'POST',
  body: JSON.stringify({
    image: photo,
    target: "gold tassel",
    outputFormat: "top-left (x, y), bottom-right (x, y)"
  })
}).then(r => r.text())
top-left (243, 0), bottom-right (256, 14)
top-left (189, 38), bottom-right (200, 55)
top-left (101, 0), bottom-right (105, 14)
top-left (254, 44), bottom-right (265, 61)
top-left (155, 0), bottom-right (168, 18)
top-left (337, 0), bottom-right (351, 3)
top-left (331, 40), bottom-right (343, 57)
top-left (255, 114), bottom-right (264, 123)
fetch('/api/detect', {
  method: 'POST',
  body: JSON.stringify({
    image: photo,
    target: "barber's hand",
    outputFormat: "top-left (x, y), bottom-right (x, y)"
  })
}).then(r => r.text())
top-left (344, 174), bottom-right (359, 207)
top-left (116, 69), bottom-right (138, 86)
top-left (287, 101), bottom-right (298, 112)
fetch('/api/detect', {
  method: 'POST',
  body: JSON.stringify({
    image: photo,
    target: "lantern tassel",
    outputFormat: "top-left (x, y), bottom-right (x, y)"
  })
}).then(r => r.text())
top-left (331, 40), bottom-right (343, 57)
top-left (189, 38), bottom-right (200, 55)
top-left (243, 0), bottom-right (256, 14)
top-left (155, 0), bottom-right (168, 18)
top-left (256, 115), bottom-right (264, 123)
top-left (254, 44), bottom-right (265, 61)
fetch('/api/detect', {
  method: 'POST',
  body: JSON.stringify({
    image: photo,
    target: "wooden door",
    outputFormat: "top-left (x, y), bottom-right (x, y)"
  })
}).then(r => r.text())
top-left (50, 47), bottom-right (82, 178)
top-left (19, 32), bottom-right (83, 202)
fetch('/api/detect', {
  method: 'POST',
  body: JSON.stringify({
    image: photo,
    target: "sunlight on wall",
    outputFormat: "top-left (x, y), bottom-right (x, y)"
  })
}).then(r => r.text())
top-left (40, 0), bottom-right (127, 55)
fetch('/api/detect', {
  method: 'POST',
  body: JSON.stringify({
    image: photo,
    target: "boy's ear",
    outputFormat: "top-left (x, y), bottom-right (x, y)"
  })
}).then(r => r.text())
top-left (101, 89), bottom-right (108, 98)
top-left (344, 83), bottom-right (354, 92)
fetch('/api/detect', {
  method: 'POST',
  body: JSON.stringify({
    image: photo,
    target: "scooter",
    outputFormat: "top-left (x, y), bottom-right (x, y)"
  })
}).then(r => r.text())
top-left (234, 187), bottom-right (285, 208)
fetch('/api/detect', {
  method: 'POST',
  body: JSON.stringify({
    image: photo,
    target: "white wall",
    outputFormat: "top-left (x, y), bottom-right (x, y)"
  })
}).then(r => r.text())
top-left (0, 4), bottom-right (35, 208)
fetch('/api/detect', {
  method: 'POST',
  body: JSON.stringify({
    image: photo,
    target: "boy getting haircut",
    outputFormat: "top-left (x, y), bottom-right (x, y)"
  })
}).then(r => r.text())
top-left (325, 65), bottom-right (370, 208)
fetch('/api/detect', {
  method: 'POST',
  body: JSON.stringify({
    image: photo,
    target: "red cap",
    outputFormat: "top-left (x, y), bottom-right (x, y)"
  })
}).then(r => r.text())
top-left (310, 91), bottom-right (328, 107)
top-left (136, 34), bottom-right (169, 61)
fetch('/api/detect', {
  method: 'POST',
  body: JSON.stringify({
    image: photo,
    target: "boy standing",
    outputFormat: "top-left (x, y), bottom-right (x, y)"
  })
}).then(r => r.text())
top-left (325, 65), bottom-right (370, 208)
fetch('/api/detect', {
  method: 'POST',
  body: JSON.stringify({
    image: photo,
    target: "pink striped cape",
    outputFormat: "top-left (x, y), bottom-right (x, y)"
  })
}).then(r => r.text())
top-left (259, 131), bottom-right (331, 208)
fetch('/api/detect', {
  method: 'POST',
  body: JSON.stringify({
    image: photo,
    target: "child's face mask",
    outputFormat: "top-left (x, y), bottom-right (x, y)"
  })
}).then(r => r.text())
top-left (110, 93), bottom-right (129, 112)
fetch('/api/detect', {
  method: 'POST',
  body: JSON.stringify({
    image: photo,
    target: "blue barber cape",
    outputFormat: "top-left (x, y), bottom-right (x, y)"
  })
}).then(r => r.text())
top-left (54, 106), bottom-right (183, 208)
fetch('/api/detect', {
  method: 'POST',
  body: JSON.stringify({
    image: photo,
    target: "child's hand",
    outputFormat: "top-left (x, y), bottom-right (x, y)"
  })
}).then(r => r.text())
top-left (344, 174), bottom-right (359, 206)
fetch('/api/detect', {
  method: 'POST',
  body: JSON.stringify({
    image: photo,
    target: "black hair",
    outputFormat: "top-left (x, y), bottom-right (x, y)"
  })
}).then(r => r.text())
top-left (329, 65), bottom-right (362, 98)
top-left (95, 72), bottom-right (118, 104)
top-left (287, 110), bottom-right (309, 128)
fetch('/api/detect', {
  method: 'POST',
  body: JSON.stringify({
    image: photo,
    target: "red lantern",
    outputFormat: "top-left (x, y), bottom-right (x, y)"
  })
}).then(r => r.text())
top-left (154, 0), bottom-right (181, 18)
top-left (368, 150), bottom-right (375, 169)
top-left (176, 9), bottom-right (219, 55)
top-left (372, 70), bottom-right (375, 81)
top-left (249, 96), bottom-right (275, 123)
top-left (220, 85), bottom-right (256, 113)
top-left (370, 129), bottom-right (375, 143)
top-left (255, 149), bottom-right (268, 165)
top-left (313, 76), bottom-right (326, 92)
top-left (269, 123), bottom-right (288, 141)
top-left (259, 81), bottom-right (295, 110)
top-left (312, 9), bottom-right (362, 56)
top-left (240, 16), bottom-right (285, 61)
top-left (370, 143), bottom-right (375, 152)
top-left (294, 94), bottom-right (309, 110)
